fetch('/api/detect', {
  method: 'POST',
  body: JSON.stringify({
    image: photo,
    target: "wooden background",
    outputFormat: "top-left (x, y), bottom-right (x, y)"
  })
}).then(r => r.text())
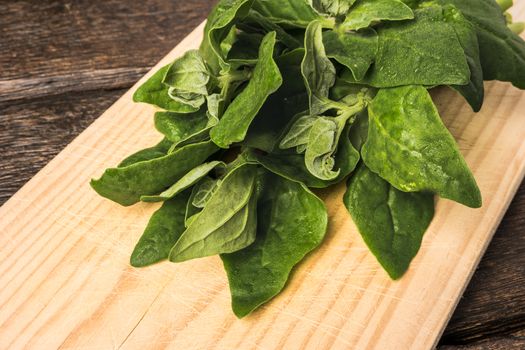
top-left (0, 1), bottom-right (524, 348)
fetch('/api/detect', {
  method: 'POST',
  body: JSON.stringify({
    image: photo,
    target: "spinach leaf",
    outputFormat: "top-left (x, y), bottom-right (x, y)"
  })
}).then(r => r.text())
top-left (310, 0), bottom-right (356, 17)
top-left (141, 161), bottom-right (225, 202)
top-left (154, 110), bottom-right (211, 146)
top-left (340, 0), bottom-right (414, 31)
top-left (252, 0), bottom-right (324, 27)
top-left (255, 118), bottom-right (359, 187)
top-left (344, 164), bottom-right (434, 279)
top-left (362, 85), bottom-right (482, 208)
top-left (221, 172), bottom-right (327, 318)
top-left (323, 28), bottom-right (378, 81)
top-left (348, 6), bottom-right (470, 87)
top-left (244, 49), bottom-right (309, 152)
top-left (200, 0), bottom-right (255, 74)
top-left (169, 164), bottom-right (257, 262)
top-left (133, 65), bottom-right (200, 113)
top-left (118, 138), bottom-right (172, 168)
top-left (302, 20), bottom-right (337, 115)
top-left (211, 32), bottom-right (283, 148)
top-left (226, 31), bottom-right (263, 65)
top-left (436, 0), bottom-right (525, 88)
top-left (442, 4), bottom-right (484, 111)
top-left (90, 141), bottom-right (218, 206)
top-left (304, 117), bottom-right (340, 179)
top-left (130, 191), bottom-right (190, 267)
top-left (163, 50), bottom-right (210, 96)
top-left (245, 10), bottom-right (303, 49)
top-left (279, 114), bottom-right (317, 150)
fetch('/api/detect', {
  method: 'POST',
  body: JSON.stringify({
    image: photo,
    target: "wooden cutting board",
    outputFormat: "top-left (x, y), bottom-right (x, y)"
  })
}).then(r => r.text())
top-left (2, 5), bottom-right (525, 349)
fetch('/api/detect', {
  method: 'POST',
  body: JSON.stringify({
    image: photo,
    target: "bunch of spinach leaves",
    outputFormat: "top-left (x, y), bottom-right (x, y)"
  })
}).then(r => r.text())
top-left (91, 0), bottom-right (525, 317)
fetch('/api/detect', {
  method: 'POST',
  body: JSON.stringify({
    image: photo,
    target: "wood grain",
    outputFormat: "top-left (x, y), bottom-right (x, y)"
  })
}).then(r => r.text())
top-left (0, 2), bottom-right (524, 348)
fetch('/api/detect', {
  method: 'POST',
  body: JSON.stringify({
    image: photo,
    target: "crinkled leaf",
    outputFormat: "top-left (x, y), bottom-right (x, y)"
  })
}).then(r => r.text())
top-left (90, 141), bottom-right (218, 206)
top-left (200, 0), bottom-right (255, 74)
top-left (169, 164), bottom-right (257, 262)
top-left (310, 0), bottom-right (356, 17)
top-left (348, 6), bottom-right (470, 87)
top-left (302, 20), bottom-right (337, 115)
top-left (130, 191), bottom-right (190, 267)
top-left (279, 114), bottom-right (317, 150)
top-left (141, 161), bottom-right (225, 202)
top-left (133, 65), bottom-right (199, 113)
top-left (304, 117), bottom-right (340, 180)
top-left (341, 0), bottom-right (414, 31)
top-left (323, 28), bottom-right (378, 81)
top-left (163, 50), bottom-right (210, 96)
top-left (211, 32), bottom-right (283, 148)
top-left (221, 172), bottom-right (327, 318)
top-left (344, 164), bottom-right (434, 279)
top-left (362, 85), bottom-right (482, 207)
top-left (252, 0), bottom-right (323, 27)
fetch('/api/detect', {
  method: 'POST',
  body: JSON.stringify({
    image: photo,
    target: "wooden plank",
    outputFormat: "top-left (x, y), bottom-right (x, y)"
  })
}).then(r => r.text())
top-left (0, 0), bottom-right (214, 102)
top-left (1, 8), bottom-right (525, 350)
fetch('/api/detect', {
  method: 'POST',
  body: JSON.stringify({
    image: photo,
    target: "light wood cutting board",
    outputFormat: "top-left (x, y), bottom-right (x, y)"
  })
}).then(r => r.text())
top-left (2, 4), bottom-right (525, 349)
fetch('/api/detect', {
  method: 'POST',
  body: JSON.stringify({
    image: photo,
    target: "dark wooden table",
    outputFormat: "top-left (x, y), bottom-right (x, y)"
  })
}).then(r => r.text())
top-left (1, 1), bottom-right (524, 348)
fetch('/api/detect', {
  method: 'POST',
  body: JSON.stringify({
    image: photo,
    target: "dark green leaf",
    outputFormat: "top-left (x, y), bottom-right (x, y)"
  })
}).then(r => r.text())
top-left (323, 28), bottom-right (378, 81)
top-left (118, 138), bottom-right (172, 168)
top-left (133, 65), bottom-right (200, 113)
top-left (141, 161), bottom-right (225, 202)
top-left (311, 0), bottom-right (356, 17)
top-left (251, 0), bottom-right (324, 27)
top-left (221, 173), bottom-right (327, 318)
top-left (344, 164), bottom-right (434, 279)
top-left (442, 4), bottom-right (484, 111)
top-left (348, 6), bottom-right (470, 87)
top-left (154, 110), bottom-right (211, 146)
top-left (302, 20), bottom-right (337, 115)
top-left (91, 141), bottom-right (218, 206)
top-left (362, 85), bottom-right (482, 207)
top-left (130, 191), bottom-right (190, 267)
top-left (340, 0), bottom-right (414, 31)
top-left (169, 164), bottom-right (258, 262)
top-left (200, 0), bottom-right (255, 74)
top-left (436, 0), bottom-right (525, 88)
top-left (211, 32), bottom-right (283, 148)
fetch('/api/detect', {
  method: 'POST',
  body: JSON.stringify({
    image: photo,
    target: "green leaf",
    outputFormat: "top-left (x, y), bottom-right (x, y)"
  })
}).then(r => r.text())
top-left (118, 138), bottom-right (172, 168)
top-left (442, 4), bottom-right (484, 111)
top-left (211, 32), bottom-right (283, 148)
top-left (323, 28), bottom-right (378, 81)
top-left (304, 117), bottom-right (340, 180)
top-left (221, 172), bottom-right (328, 318)
top-left (245, 10), bottom-right (303, 49)
top-left (200, 0), bottom-right (255, 74)
top-left (348, 6), bottom-right (470, 87)
top-left (133, 65), bottom-right (200, 113)
top-left (163, 50), bottom-right (210, 96)
top-left (302, 20), bottom-right (337, 115)
top-left (130, 191), bottom-right (190, 267)
top-left (169, 164), bottom-right (258, 262)
top-left (341, 0), bottom-right (414, 31)
top-left (90, 141), bottom-right (218, 206)
top-left (252, 0), bottom-right (323, 27)
top-left (344, 164), bottom-right (434, 279)
top-left (310, 0), bottom-right (356, 17)
top-left (436, 0), bottom-right (525, 88)
top-left (244, 49), bottom-right (309, 152)
top-left (154, 110), bottom-right (210, 146)
top-left (140, 161), bottom-right (225, 202)
top-left (279, 114), bottom-right (317, 150)
top-left (362, 85), bottom-right (482, 207)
